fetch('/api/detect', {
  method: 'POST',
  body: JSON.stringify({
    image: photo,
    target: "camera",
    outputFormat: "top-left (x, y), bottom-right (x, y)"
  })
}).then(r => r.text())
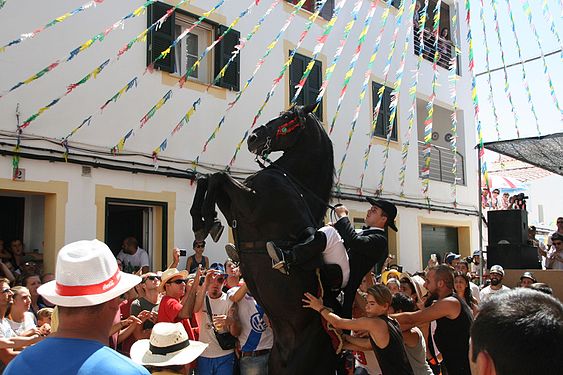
top-left (179, 248), bottom-right (187, 256)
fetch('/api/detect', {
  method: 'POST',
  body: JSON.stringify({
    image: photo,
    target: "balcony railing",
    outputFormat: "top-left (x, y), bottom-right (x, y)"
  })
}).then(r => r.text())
top-left (418, 141), bottom-right (465, 185)
top-left (413, 27), bottom-right (460, 74)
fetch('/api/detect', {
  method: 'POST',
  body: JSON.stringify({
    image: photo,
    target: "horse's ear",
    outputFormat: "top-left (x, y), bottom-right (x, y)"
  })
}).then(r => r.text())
top-left (303, 104), bottom-right (316, 114)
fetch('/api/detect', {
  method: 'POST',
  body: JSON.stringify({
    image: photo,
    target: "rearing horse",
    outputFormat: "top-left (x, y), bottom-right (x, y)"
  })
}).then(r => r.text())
top-left (190, 104), bottom-right (336, 374)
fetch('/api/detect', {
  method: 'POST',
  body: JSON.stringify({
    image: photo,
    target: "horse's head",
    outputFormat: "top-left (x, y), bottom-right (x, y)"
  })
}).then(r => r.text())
top-left (247, 104), bottom-right (316, 156)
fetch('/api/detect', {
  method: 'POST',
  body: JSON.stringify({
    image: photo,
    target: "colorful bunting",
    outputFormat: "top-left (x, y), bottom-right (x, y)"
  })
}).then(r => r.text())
top-left (1, 0), bottom-right (106, 53)
top-left (466, 0), bottom-right (489, 190)
top-left (20, 59), bottom-right (110, 129)
top-left (399, 0), bottom-right (429, 196)
top-left (329, 0), bottom-right (378, 135)
top-left (228, 0), bottom-right (327, 168)
top-left (521, 0), bottom-right (563, 119)
top-left (117, 0), bottom-right (193, 59)
top-left (448, 4), bottom-right (460, 205)
top-left (335, 0), bottom-right (394, 190)
top-left (60, 77), bottom-right (138, 155)
top-left (316, 0), bottom-right (363, 108)
top-left (490, 0), bottom-right (520, 138)
top-left (1, 0), bottom-right (155, 98)
top-left (377, 0), bottom-right (416, 194)
top-left (140, 90), bottom-right (173, 128)
top-left (357, 0), bottom-right (407, 193)
top-left (155, 0), bottom-right (282, 164)
top-left (290, 0), bottom-right (349, 104)
top-left (421, 0), bottom-right (442, 196)
top-left (503, 0), bottom-right (540, 136)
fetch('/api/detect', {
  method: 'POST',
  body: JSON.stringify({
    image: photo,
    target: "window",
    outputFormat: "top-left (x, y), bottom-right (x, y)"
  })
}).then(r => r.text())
top-left (286, 0), bottom-right (335, 21)
top-left (147, 2), bottom-right (240, 90)
top-left (371, 82), bottom-right (397, 141)
top-left (174, 15), bottom-right (212, 82)
top-left (289, 52), bottom-right (323, 120)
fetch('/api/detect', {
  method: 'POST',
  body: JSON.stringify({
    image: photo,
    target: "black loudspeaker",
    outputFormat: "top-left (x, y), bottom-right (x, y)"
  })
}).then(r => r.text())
top-left (487, 244), bottom-right (540, 269)
top-left (488, 210), bottom-right (528, 245)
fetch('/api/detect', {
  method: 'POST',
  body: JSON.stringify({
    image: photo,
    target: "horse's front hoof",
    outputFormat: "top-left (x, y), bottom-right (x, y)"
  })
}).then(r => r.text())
top-left (194, 228), bottom-right (208, 242)
top-left (209, 221), bottom-right (224, 242)
top-left (225, 243), bottom-right (239, 263)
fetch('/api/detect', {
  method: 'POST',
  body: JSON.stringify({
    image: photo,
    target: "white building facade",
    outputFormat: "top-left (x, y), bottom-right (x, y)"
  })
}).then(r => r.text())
top-left (0, 0), bottom-right (480, 274)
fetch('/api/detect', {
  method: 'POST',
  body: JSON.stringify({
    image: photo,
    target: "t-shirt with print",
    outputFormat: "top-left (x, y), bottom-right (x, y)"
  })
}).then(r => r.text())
top-left (7, 311), bottom-right (36, 336)
top-left (227, 287), bottom-right (273, 353)
top-left (195, 292), bottom-right (234, 358)
top-left (117, 247), bottom-right (150, 273)
top-left (157, 295), bottom-right (195, 340)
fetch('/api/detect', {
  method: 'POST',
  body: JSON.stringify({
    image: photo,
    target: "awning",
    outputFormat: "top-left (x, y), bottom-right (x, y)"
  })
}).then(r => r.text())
top-left (483, 132), bottom-right (563, 176)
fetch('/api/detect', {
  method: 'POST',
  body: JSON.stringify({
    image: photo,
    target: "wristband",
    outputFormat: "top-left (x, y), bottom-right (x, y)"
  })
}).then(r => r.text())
top-left (319, 307), bottom-right (329, 314)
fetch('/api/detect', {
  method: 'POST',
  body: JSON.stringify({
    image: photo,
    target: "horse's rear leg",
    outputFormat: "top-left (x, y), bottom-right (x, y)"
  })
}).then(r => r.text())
top-left (190, 176), bottom-right (209, 241)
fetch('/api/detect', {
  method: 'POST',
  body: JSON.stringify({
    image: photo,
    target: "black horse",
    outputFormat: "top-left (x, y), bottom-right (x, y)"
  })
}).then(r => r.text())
top-left (190, 104), bottom-right (336, 374)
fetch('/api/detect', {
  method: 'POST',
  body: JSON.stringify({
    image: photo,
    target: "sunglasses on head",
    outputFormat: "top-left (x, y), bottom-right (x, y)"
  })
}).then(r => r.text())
top-left (167, 279), bottom-right (187, 285)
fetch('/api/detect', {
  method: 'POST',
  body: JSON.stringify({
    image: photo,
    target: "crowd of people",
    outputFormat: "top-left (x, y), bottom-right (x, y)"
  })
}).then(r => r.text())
top-left (0, 207), bottom-right (561, 375)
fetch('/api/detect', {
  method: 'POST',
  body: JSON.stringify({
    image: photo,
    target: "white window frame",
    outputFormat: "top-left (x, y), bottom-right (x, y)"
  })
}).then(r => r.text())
top-left (174, 14), bottom-right (213, 84)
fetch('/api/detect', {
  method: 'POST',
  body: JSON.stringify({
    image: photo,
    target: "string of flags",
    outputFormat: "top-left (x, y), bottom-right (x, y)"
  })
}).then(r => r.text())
top-left (112, 0), bottom-right (232, 153)
top-left (377, 0), bottom-right (416, 194)
top-left (399, 0), bottom-right (429, 196)
top-left (1, 0), bottom-right (106, 53)
top-left (521, 0), bottom-right (563, 120)
top-left (332, 0), bottom-right (385, 191)
top-left (448, 4), bottom-right (460, 205)
top-left (466, 0), bottom-right (489, 190)
top-left (228, 0), bottom-right (344, 168)
top-left (421, 0), bottom-right (442, 196)
top-left (490, 0), bottom-right (520, 138)
top-left (315, 0), bottom-right (363, 111)
top-left (329, 0), bottom-right (378, 135)
top-left (152, 0), bottom-right (283, 163)
top-left (0, 0), bottom-right (156, 98)
top-left (191, 0), bottom-right (308, 171)
top-left (358, 0), bottom-right (408, 194)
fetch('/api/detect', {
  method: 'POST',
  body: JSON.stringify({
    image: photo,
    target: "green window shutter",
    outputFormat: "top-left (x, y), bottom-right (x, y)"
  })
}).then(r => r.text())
top-left (289, 53), bottom-right (323, 120)
top-left (147, 2), bottom-right (176, 73)
top-left (214, 25), bottom-right (240, 91)
top-left (372, 82), bottom-right (398, 141)
top-left (320, 0), bottom-right (335, 20)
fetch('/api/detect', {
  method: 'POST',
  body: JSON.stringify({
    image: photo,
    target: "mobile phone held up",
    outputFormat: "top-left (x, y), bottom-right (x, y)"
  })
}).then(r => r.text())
top-left (179, 248), bottom-right (187, 257)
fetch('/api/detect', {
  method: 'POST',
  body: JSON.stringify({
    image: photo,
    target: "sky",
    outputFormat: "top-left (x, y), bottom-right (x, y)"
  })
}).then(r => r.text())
top-left (469, 0), bottom-right (563, 143)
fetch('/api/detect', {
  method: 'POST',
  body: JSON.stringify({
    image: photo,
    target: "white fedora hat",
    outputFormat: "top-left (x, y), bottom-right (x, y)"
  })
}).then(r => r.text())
top-left (130, 322), bottom-right (208, 367)
top-left (38, 239), bottom-right (141, 307)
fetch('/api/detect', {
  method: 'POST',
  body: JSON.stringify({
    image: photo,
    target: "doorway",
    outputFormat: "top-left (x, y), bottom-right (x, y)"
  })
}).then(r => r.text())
top-left (421, 224), bottom-right (459, 266)
top-left (105, 198), bottom-right (168, 272)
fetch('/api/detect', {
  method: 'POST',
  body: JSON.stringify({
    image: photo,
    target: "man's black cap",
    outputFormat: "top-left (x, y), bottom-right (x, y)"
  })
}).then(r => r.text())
top-left (366, 197), bottom-right (398, 232)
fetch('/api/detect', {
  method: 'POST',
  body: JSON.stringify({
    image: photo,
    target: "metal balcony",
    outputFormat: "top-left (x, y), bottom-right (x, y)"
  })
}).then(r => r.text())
top-left (418, 141), bottom-right (465, 185)
top-left (413, 26), bottom-right (460, 74)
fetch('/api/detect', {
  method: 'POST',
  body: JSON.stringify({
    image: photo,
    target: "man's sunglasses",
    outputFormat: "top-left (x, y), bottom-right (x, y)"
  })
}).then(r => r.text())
top-left (167, 279), bottom-right (187, 285)
top-left (144, 275), bottom-right (161, 282)
top-left (1, 288), bottom-right (11, 294)
top-left (553, 241), bottom-right (563, 246)
top-left (194, 244), bottom-right (205, 248)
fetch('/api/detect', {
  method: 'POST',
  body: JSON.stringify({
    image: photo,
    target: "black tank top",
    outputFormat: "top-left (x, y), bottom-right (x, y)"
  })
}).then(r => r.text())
top-left (188, 255), bottom-right (207, 273)
top-left (369, 315), bottom-right (414, 375)
top-left (433, 294), bottom-right (473, 375)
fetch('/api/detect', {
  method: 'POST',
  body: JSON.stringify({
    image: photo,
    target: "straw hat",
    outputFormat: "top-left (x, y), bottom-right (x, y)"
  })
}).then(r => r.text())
top-left (158, 268), bottom-right (189, 293)
top-left (381, 269), bottom-right (401, 285)
top-left (130, 322), bottom-right (208, 367)
top-left (38, 240), bottom-right (141, 307)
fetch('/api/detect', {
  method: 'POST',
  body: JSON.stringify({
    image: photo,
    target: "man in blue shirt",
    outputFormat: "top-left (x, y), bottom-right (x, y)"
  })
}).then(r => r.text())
top-left (6, 239), bottom-right (149, 375)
